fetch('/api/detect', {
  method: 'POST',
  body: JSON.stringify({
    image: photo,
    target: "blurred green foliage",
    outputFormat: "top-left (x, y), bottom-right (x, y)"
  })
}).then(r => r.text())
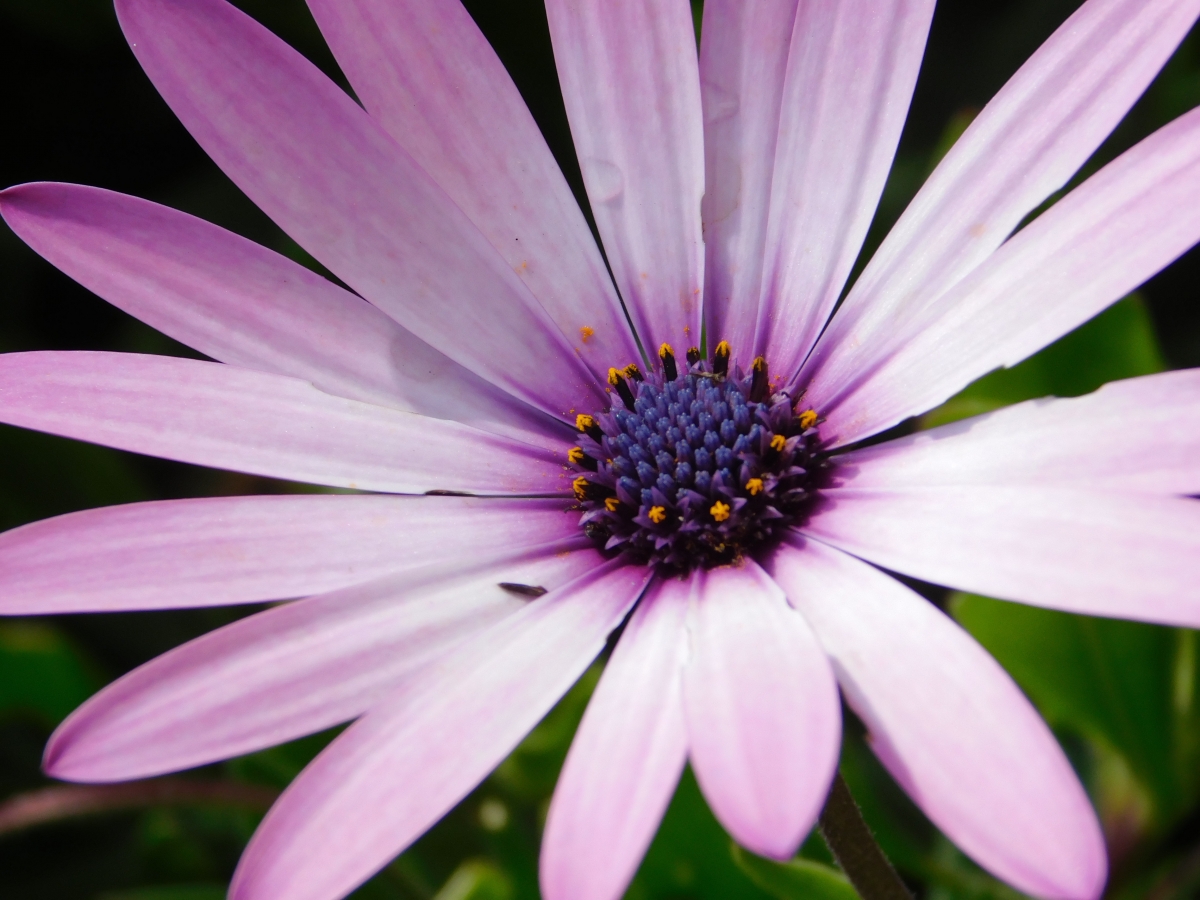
top-left (1, 1), bottom-right (1199, 899)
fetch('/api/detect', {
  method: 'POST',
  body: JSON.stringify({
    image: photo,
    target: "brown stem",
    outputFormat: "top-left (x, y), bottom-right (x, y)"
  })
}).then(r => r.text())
top-left (0, 777), bottom-right (279, 837)
top-left (819, 772), bottom-right (912, 900)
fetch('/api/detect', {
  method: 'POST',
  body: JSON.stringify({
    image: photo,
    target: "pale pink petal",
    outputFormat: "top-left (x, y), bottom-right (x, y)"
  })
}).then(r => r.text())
top-left (0, 352), bottom-right (566, 495)
top-left (545, 0), bottom-right (705, 352)
top-left (755, 0), bottom-right (936, 376)
top-left (683, 562), bottom-right (840, 860)
top-left (803, 486), bottom-right (1200, 627)
top-left (767, 537), bottom-right (1106, 900)
top-left (229, 561), bottom-right (650, 900)
top-left (116, 0), bottom-right (604, 419)
top-left (0, 495), bottom-right (576, 613)
top-left (541, 577), bottom-right (689, 900)
top-left (0, 182), bottom-right (558, 446)
top-left (698, 0), bottom-right (799, 358)
top-left (804, 0), bottom-right (1200, 403)
top-left (837, 369), bottom-right (1200, 496)
top-left (45, 543), bottom-right (604, 782)
top-left (304, 0), bottom-right (639, 378)
top-left (818, 105), bottom-right (1200, 445)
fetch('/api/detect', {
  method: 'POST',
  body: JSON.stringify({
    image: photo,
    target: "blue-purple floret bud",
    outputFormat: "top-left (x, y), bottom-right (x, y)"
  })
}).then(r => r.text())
top-left (570, 351), bottom-right (830, 573)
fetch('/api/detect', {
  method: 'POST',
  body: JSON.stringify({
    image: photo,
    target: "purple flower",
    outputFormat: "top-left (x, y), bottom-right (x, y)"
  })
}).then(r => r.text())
top-left (1, 0), bottom-right (1199, 898)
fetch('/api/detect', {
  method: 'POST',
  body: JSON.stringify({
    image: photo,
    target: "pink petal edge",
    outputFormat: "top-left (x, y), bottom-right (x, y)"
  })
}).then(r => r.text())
top-left (45, 542), bottom-right (604, 782)
top-left (117, 0), bottom-right (604, 420)
top-left (305, 0), bottom-right (639, 380)
top-left (229, 560), bottom-right (650, 900)
top-left (545, 0), bottom-right (705, 352)
top-left (540, 576), bottom-right (690, 900)
top-left (0, 352), bottom-right (567, 495)
top-left (0, 495), bottom-right (576, 614)
top-left (768, 536), bottom-right (1107, 900)
top-left (683, 561), bottom-right (841, 860)
top-left (0, 182), bottom-right (560, 447)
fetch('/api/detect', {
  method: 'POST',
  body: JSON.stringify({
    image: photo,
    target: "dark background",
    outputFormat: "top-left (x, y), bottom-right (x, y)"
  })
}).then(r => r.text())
top-left (1, 1), bottom-right (1199, 898)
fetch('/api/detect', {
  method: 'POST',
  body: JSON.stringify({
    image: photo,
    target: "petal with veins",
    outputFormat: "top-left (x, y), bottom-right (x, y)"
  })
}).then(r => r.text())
top-left (684, 561), bottom-right (840, 860)
top-left (229, 560), bottom-right (650, 900)
top-left (0, 495), bottom-right (576, 613)
top-left (116, 0), bottom-right (603, 419)
top-left (0, 182), bottom-right (559, 446)
top-left (541, 576), bottom-right (689, 900)
top-left (820, 104), bottom-right (1200, 445)
top-left (768, 536), bottom-right (1106, 900)
top-left (835, 369), bottom-right (1200, 496)
top-left (545, 0), bottom-right (705, 351)
top-left (699, 0), bottom-right (799, 359)
top-left (44, 543), bottom-right (604, 782)
top-left (803, 486), bottom-right (1200, 627)
top-left (305, 0), bottom-right (638, 379)
top-left (756, 0), bottom-right (936, 378)
top-left (805, 0), bottom-right (1200, 404)
top-left (0, 352), bottom-right (566, 495)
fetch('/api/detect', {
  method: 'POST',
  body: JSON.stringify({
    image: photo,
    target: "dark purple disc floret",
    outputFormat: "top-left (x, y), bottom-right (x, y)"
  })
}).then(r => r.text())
top-left (569, 343), bottom-right (829, 574)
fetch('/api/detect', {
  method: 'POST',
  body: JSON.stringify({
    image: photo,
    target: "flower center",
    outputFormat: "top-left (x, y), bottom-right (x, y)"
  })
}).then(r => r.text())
top-left (568, 342), bottom-right (829, 573)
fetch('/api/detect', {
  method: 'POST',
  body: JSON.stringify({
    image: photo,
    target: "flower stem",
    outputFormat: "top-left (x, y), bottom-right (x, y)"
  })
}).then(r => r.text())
top-left (818, 772), bottom-right (912, 900)
top-left (0, 777), bottom-right (279, 836)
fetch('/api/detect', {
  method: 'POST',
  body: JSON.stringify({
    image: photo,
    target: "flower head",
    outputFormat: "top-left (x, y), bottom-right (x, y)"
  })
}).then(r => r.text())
top-left (2, 1), bottom-right (1200, 900)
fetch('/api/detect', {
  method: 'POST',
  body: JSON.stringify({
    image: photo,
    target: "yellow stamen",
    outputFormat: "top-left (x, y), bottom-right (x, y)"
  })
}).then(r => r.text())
top-left (713, 341), bottom-right (731, 377)
top-left (604, 497), bottom-right (621, 512)
top-left (799, 409), bottom-right (818, 429)
top-left (710, 501), bottom-right (731, 522)
top-left (607, 367), bottom-right (623, 387)
top-left (648, 505), bottom-right (667, 524)
top-left (749, 356), bottom-right (768, 401)
top-left (572, 476), bottom-right (590, 500)
top-left (770, 434), bottom-right (787, 452)
top-left (567, 447), bottom-right (586, 465)
top-left (576, 413), bottom-right (597, 433)
top-left (622, 363), bottom-right (644, 382)
top-left (746, 478), bottom-right (764, 496)
top-left (658, 344), bottom-right (678, 380)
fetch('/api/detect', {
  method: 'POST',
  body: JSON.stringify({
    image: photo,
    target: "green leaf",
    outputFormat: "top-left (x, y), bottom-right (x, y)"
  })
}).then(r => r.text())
top-left (0, 621), bottom-right (99, 724)
top-left (630, 767), bottom-right (774, 900)
top-left (432, 860), bottom-right (514, 900)
top-left (96, 886), bottom-right (227, 900)
top-left (0, 425), bottom-right (150, 532)
top-left (731, 845), bottom-right (860, 900)
top-left (951, 594), bottom-right (1183, 823)
top-left (921, 294), bottom-right (1165, 428)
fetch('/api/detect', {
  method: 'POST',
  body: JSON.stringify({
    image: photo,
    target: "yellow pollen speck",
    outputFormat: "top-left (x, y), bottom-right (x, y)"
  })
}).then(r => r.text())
top-left (648, 506), bottom-right (667, 524)
top-left (746, 478), bottom-right (764, 496)
top-left (710, 501), bottom-right (731, 522)
top-left (770, 434), bottom-right (787, 452)
top-left (580, 326), bottom-right (595, 343)
top-left (568, 447), bottom-right (586, 465)
top-left (799, 409), bottom-right (818, 429)
top-left (572, 476), bottom-right (590, 500)
top-left (576, 413), bottom-right (596, 432)
top-left (604, 497), bottom-right (621, 512)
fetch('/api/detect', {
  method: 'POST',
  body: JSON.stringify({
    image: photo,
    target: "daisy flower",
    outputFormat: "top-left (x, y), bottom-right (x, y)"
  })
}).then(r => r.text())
top-left (2, 0), bottom-right (1199, 899)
